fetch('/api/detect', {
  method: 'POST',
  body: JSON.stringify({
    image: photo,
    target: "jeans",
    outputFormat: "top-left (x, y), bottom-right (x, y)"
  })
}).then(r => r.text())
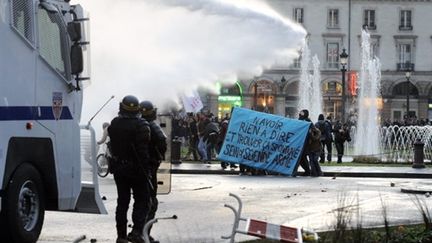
top-left (308, 151), bottom-right (322, 176)
top-left (335, 142), bottom-right (345, 163)
top-left (294, 152), bottom-right (311, 176)
top-left (185, 136), bottom-right (199, 160)
top-left (320, 140), bottom-right (332, 162)
top-left (198, 137), bottom-right (208, 161)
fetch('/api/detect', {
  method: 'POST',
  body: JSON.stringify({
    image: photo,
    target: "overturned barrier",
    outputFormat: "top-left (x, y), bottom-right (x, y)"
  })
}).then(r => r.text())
top-left (221, 193), bottom-right (318, 243)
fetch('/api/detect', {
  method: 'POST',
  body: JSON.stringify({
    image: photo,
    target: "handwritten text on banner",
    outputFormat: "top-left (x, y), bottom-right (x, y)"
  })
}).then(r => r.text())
top-left (218, 107), bottom-right (310, 176)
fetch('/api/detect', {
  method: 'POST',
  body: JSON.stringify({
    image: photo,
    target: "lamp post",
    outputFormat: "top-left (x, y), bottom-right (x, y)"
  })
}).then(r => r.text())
top-left (405, 66), bottom-right (412, 119)
top-left (340, 49), bottom-right (349, 122)
top-left (253, 82), bottom-right (258, 110)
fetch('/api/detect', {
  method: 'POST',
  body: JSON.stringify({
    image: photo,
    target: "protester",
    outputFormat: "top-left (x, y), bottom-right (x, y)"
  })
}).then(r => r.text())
top-left (97, 122), bottom-right (110, 145)
top-left (315, 114), bottom-right (333, 163)
top-left (108, 95), bottom-right (151, 243)
top-left (197, 113), bottom-right (209, 162)
top-left (218, 120), bottom-right (237, 169)
top-left (183, 113), bottom-right (200, 161)
top-left (325, 115), bottom-right (334, 161)
top-left (203, 117), bottom-right (219, 161)
top-left (293, 109), bottom-right (312, 176)
top-left (221, 113), bottom-right (230, 123)
top-left (307, 124), bottom-right (323, 176)
top-left (139, 100), bottom-right (167, 243)
top-left (333, 121), bottom-right (352, 163)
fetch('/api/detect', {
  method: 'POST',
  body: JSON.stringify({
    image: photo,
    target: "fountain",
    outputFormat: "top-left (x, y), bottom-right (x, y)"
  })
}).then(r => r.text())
top-left (297, 42), bottom-right (323, 122)
top-left (353, 29), bottom-right (382, 157)
top-left (381, 125), bottom-right (432, 162)
top-left (346, 29), bottom-right (432, 163)
top-left (347, 124), bottom-right (432, 162)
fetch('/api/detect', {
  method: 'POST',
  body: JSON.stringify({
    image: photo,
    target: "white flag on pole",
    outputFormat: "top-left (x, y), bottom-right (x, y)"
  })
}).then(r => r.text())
top-left (181, 90), bottom-right (204, 113)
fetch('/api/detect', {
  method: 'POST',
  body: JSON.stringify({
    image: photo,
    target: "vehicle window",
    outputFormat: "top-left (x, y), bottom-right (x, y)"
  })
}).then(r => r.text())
top-left (11, 0), bottom-right (34, 43)
top-left (37, 6), bottom-right (70, 79)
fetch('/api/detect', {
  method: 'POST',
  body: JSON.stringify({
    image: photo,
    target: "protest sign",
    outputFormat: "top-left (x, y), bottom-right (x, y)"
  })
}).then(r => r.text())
top-left (181, 90), bottom-right (204, 113)
top-left (218, 107), bottom-right (310, 175)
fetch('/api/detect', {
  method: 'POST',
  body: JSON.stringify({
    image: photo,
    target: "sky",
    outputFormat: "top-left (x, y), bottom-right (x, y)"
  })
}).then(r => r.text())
top-left (74, 0), bottom-right (306, 129)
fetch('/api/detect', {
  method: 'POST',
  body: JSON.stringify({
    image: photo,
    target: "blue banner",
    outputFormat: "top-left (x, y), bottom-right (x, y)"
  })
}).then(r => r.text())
top-left (218, 107), bottom-right (310, 176)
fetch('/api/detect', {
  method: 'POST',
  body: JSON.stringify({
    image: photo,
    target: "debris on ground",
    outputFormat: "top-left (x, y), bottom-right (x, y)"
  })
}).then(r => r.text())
top-left (192, 186), bottom-right (213, 191)
top-left (390, 182), bottom-right (395, 187)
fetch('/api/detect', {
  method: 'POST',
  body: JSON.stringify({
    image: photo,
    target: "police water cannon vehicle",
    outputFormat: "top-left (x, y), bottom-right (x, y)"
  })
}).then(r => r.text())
top-left (0, 0), bottom-right (106, 242)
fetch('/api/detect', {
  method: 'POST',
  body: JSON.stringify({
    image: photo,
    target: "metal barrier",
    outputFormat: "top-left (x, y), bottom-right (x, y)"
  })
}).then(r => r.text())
top-left (143, 215), bottom-right (177, 243)
top-left (222, 193), bottom-right (318, 243)
top-left (77, 124), bottom-right (107, 214)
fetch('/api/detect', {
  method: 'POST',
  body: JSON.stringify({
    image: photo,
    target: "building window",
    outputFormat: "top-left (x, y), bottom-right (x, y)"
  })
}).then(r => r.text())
top-left (363, 10), bottom-right (376, 30)
top-left (399, 10), bottom-right (412, 30)
top-left (327, 9), bottom-right (339, 28)
top-left (371, 42), bottom-right (379, 58)
top-left (291, 50), bottom-right (301, 69)
top-left (292, 57), bottom-right (301, 69)
top-left (323, 81), bottom-right (342, 95)
top-left (392, 82), bottom-right (418, 96)
top-left (293, 8), bottom-right (304, 24)
top-left (326, 43), bottom-right (339, 69)
top-left (397, 44), bottom-right (413, 70)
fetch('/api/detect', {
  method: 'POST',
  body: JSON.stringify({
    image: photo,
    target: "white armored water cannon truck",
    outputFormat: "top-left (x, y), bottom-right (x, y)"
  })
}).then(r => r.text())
top-left (0, 0), bottom-right (107, 242)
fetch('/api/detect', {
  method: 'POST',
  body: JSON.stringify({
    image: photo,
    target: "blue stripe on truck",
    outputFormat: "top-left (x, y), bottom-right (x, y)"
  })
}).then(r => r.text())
top-left (0, 106), bottom-right (73, 120)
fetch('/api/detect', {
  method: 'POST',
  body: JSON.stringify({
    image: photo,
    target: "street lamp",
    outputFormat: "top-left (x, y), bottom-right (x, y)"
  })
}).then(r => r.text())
top-left (340, 48), bottom-right (349, 122)
top-left (253, 82), bottom-right (258, 110)
top-left (405, 66), bottom-right (412, 119)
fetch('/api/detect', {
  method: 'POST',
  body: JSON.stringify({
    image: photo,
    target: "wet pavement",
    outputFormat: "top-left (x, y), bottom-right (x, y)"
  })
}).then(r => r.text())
top-left (172, 161), bottom-right (432, 178)
top-left (38, 163), bottom-right (432, 243)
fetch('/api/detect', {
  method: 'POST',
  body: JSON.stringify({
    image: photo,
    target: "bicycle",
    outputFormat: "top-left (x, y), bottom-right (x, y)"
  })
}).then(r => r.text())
top-left (96, 143), bottom-right (111, 178)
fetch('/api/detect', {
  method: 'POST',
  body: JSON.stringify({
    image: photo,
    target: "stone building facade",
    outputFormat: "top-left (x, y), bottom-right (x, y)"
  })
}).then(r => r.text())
top-left (205, 0), bottom-right (432, 123)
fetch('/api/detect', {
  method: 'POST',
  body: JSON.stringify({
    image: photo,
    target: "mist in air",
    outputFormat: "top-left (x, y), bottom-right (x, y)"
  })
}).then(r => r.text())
top-left (76, 0), bottom-right (306, 125)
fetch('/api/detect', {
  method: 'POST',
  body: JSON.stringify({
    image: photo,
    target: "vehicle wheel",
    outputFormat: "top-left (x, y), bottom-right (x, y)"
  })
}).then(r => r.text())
top-left (96, 154), bottom-right (109, 178)
top-left (1, 163), bottom-right (45, 243)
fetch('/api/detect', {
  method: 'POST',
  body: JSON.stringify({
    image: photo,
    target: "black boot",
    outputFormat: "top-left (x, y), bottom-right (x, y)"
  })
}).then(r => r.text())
top-left (127, 230), bottom-right (145, 243)
top-left (116, 238), bottom-right (128, 243)
top-left (149, 236), bottom-right (160, 243)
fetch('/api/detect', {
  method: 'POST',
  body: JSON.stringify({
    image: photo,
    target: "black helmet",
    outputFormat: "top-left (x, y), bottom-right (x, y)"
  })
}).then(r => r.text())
top-left (140, 100), bottom-right (157, 121)
top-left (119, 95), bottom-right (140, 115)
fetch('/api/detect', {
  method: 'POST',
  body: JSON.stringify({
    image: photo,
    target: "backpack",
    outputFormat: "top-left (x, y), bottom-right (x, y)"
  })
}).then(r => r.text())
top-left (316, 122), bottom-right (326, 141)
top-left (309, 126), bottom-right (321, 142)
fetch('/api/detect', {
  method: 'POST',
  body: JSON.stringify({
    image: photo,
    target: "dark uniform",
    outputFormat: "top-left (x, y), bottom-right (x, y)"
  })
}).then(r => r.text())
top-left (108, 95), bottom-right (151, 243)
top-left (140, 101), bottom-right (167, 243)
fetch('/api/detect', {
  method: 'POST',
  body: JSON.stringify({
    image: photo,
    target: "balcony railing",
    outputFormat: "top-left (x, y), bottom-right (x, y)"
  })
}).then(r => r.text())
top-left (397, 62), bottom-right (415, 71)
top-left (327, 62), bottom-right (339, 69)
top-left (365, 24), bottom-right (376, 30)
top-left (399, 25), bottom-right (413, 31)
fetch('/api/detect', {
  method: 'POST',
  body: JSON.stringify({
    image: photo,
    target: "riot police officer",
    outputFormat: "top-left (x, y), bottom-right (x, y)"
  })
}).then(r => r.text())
top-left (108, 95), bottom-right (151, 243)
top-left (140, 100), bottom-right (167, 243)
